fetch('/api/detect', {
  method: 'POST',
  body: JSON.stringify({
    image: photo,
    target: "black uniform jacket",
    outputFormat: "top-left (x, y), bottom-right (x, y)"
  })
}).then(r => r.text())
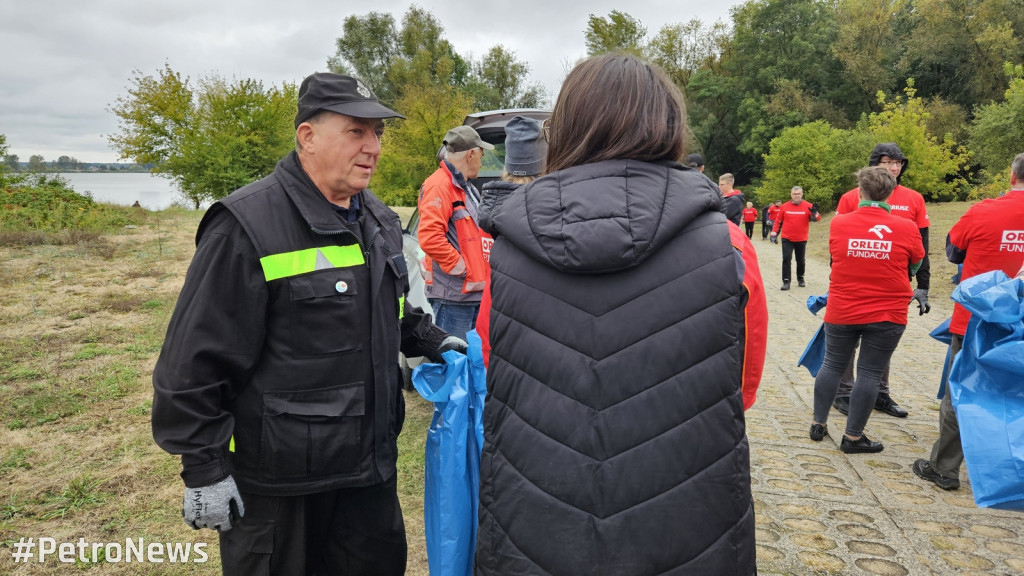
top-left (152, 151), bottom-right (446, 495)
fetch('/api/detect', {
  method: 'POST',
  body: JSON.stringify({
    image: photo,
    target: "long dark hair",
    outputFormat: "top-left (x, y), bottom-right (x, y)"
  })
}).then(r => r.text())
top-left (545, 54), bottom-right (686, 173)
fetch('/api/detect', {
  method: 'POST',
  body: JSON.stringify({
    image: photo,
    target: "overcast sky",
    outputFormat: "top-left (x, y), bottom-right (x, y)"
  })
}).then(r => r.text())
top-left (1, 1), bottom-right (741, 164)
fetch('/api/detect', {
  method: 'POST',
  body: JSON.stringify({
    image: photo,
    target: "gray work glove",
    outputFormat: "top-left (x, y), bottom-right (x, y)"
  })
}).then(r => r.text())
top-left (911, 288), bottom-right (930, 315)
top-left (769, 232), bottom-right (779, 244)
top-left (183, 476), bottom-right (245, 532)
top-left (437, 335), bottom-right (468, 358)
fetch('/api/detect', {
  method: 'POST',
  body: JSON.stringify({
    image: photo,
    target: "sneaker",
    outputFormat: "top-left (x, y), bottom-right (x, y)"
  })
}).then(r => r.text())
top-left (780, 281), bottom-right (791, 291)
top-left (840, 434), bottom-right (884, 454)
top-left (874, 393), bottom-right (908, 418)
top-left (798, 278), bottom-right (806, 287)
top-left (809, 423), bottom-right (828, 441)
top-left (832, 396), bottom-right (850, 415)
top-left (912, 459), bottom-right (960, 490)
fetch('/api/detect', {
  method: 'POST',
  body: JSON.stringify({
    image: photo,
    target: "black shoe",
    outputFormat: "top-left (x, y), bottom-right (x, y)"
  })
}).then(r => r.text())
top-left (874, 393), bottom-right (908, 418)
top-left (913, 459), bottom-right (960, 490)
top-left (840, 434), bottom-right (884, 454)
top-left (832, 396), bottom-right (850, 416)
top-left (798, 278), bottom-right (806, 287)
top-left (809, 423), bottom-right (827, 441)
top-left (780, 281), bottom-right (790, 291)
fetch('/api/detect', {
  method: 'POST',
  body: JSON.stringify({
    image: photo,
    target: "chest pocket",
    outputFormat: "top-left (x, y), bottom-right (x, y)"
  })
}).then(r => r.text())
top-left (387, 252), bottom-right (409, 321)
top-left (286, 268), bottom-right (364, 357)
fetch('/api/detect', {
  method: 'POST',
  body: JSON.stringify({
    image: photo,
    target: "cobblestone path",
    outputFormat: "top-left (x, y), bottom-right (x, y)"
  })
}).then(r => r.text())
top-left (750, 237), bottom-right (1023, 576)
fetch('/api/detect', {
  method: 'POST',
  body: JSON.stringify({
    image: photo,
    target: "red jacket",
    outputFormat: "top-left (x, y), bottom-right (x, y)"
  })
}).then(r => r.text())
top-left (837, 185), bottom-right (929, 228)
top-left (418, 162), bottom-right (492, 302)
top-left (742, 207), bottom-right (758, 223)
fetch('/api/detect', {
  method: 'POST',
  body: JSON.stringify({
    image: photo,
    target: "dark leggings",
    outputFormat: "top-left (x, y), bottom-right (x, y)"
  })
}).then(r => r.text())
top-left (744, 222), bottom-right (754, 238)
top-left (813, 322), bottom-right (906, 438)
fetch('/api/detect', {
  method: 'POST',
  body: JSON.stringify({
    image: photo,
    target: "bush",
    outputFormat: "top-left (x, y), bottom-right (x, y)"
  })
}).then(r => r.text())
top-left (1, 174), bottom-right (142, 238)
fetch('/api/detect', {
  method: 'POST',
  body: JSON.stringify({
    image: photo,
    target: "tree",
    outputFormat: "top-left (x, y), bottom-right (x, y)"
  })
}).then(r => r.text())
top-left (968, 64), bottom-right (1024, 185)
top-left (3, 154), bottom-right (18, 173)
top-left (758, 121), bottom-right (872, 209)
top-left (897, 0), bottom-right (1024, 110)
top-left (585, 11), bottom-right (647, 56)
top-left (108, 64), bottom-right (297, 209)
top-left (328, 11), bottom-right (399, 105)
top-left (466, 45), bottom-right (548, 110)
top-left (28, 155), bottom-right (46, 172)
top-left (832, 0), bottom-right (901, 99)
top-left (861, 82), bottom-right (969, 200)
top-left (647, 18), bottom-right (730, 89)
top-left (371, 78), bottom-right (473, 206)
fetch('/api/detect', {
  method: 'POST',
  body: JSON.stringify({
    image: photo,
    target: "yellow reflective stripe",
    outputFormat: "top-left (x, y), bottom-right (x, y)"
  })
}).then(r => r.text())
top-left (398, 296), bottom-right (405, 320)
top-left (229, 436), bottom-right (235, 453)
top-left (259, 245), bottom-right (365, 281)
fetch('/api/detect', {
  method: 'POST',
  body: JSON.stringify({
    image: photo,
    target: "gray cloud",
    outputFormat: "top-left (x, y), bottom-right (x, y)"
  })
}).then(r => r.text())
top-left (1, 0), bottom-right (737, 163)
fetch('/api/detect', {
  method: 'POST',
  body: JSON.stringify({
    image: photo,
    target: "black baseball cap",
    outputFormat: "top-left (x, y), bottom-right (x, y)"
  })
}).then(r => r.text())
top-left (294, 73), bottom-right (404, 128)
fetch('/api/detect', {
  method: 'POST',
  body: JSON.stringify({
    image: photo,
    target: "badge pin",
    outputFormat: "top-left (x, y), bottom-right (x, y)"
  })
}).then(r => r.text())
top-left (335, 281), bottom-right (349, 293)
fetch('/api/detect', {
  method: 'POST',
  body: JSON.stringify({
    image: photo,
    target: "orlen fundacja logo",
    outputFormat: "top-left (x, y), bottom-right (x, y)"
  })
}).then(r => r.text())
top-left (1001, 230), bottom-right (1024, 253)
top-left (848, 225), bottom-right (893, 260)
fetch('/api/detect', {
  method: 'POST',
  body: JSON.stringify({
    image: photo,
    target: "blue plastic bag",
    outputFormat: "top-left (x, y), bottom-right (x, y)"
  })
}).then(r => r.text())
top-left (413, 330), bottom-right (487, 576)
top-left (798, 294), bottom-right (828, 377)
top-left (929, 318), bottom-right (953, 399)
top-left (948, 271), bottom-right (1024, 511)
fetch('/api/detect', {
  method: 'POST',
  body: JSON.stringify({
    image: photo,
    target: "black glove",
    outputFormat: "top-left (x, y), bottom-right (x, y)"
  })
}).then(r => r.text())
top-left (770, 232), bottom-right (779, 244)
top-left (911, 288), bottom-right (930, 315)
top-left (183, 476), bottom-right (245, 532)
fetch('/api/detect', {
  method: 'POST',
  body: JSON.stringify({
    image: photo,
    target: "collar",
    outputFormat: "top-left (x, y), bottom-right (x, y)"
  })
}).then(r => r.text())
top-left (330, 192), bottom-right (361, 223)
top-left (277, 151), bottom-right (392, 234)
top-left (858, 199), bottom-right (891, 212)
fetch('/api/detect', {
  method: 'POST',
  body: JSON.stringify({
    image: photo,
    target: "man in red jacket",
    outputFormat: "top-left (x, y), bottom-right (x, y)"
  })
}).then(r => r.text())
top-left (770, 186), bottom-right (821, 290)
top-left (831, 143), bottom-right (930, 418)
top-left (913, 153), bottom-right (1024, 490)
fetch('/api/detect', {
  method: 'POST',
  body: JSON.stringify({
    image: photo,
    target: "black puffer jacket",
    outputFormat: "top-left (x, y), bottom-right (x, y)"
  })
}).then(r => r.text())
top-left (476, 159), bottom-right (756, 575)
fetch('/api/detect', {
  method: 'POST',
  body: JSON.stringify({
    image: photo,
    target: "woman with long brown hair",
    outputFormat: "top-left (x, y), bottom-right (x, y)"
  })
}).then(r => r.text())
top-left (474, 53), bottom-right (766, 575)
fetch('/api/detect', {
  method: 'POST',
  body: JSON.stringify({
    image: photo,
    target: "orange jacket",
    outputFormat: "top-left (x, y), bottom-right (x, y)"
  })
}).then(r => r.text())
top-left (418, 162), bottom-right (492, 302)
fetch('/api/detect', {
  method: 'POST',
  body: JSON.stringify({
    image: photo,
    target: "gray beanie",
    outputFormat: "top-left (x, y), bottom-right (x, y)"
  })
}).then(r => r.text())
top-left (503, 116), bottom-right (547, 177)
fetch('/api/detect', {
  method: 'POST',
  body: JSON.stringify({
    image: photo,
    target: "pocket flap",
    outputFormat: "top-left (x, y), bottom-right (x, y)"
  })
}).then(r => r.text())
top-left (263, 384), bottom-right (365, 418)
top-left (288, 270), bottom-right (358, 300)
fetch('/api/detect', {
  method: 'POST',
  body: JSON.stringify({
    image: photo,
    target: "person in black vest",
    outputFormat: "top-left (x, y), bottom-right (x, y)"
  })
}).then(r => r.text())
top-left (475, 54), bottom-right (767, 576)
top-left (151, 72), bottom-right (464, 576)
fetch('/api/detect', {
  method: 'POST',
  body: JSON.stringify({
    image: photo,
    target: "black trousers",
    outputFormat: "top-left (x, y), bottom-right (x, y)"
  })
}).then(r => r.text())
top-left (761, 221), bottom-right (771, 239)
top-left (781, 239), bottom-right (806, 282)
top-left (744, 222), bottom-right (754, 238)
top-left (220, 475), bottom-right (406, 576)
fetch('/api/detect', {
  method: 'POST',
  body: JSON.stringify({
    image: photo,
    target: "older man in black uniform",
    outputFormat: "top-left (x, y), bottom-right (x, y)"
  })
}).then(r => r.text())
top-left (152, 72), bottom-right (464, 576)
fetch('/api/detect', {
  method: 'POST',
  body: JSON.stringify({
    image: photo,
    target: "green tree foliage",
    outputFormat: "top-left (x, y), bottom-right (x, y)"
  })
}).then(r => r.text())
top-left (466, 45), bottom-right (547, 110)
top-left (108, 65), bottom-right (296, 209)
top-left (758, 121), bottom-right (872, 209)
top-left (861, 83), bottom-right (969, 200)
top-left (371, 79), bottom-right (473, 206)
top-left (898, 0), bottom-right (1024, 110)
top-left (727, 0), bottom-right (866, 162)
top-left (28, 155), bottom-right (46, 172)
top-left (585, 11), bottom-right (647, 56)
top-left (968, 64), bottom-right (1024, 188)
top-left (833, 0), bottom-right (901, 99)
top-left (647, 19), bottom-right (729, 89)
top-left (4, 153), bottom-right (19, 173)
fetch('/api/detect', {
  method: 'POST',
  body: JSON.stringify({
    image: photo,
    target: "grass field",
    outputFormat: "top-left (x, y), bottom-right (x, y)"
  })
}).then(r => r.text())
top-left (0, 201), bottom-right (973, 574)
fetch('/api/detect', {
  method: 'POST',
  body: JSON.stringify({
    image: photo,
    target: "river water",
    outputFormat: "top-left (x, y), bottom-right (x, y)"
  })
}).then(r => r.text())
top-left (57, 172), bottom-right (183, 211)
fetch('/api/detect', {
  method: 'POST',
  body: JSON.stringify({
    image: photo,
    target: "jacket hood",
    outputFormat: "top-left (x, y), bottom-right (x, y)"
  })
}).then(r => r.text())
top-left (491, 159), bottom-right (722, 274)
top-left (869, 142), bottom-right (908, 182)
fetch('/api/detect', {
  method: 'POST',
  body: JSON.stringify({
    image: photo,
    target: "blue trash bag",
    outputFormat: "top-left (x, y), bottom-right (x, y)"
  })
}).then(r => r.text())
top-left (948, 271), bottom-right (1024, 511)
top-left (412, 330), bottom-right (487, 576)
top-left (798, 293), bottom-right (828, 377)
top-left (929, 318), bottom-right (953, 399)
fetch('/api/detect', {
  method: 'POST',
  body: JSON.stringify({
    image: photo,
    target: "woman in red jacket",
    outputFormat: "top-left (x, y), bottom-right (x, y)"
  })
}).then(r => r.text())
top-left (809, 166), bottom-right (924, 453)
top-left (742, 201), bottom-right (758, 239)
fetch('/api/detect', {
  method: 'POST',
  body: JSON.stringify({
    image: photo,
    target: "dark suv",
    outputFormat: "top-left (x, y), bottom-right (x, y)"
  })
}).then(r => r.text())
top-left (399, 108), bottom-right (551, 387)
